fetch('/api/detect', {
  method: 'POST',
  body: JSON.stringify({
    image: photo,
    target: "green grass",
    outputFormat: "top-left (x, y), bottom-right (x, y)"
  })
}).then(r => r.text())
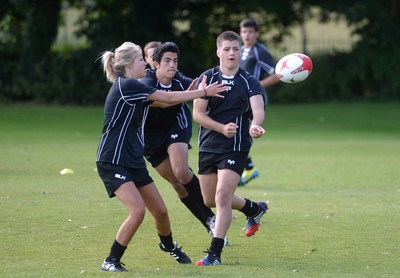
top-left (0, 103), bottom-right (399, 277)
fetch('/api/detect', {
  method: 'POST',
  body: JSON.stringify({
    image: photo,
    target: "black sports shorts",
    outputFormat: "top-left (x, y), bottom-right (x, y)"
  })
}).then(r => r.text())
top-left (97, 162), bottom-right (153, 198)
top-left (198, 151), bottom-right (248, 176)
top-left (144, 127), bottom-right (189, 168)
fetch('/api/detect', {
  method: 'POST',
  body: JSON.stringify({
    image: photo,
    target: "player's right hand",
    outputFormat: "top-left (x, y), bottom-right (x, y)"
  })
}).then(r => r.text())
top-left (222, 122), bottom-right (238, 138)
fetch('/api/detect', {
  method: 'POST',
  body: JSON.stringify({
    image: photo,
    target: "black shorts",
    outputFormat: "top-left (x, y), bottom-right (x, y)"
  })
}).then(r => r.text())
top-left (144, 128), bottom-right (189, 168)
top-left (198, 151), bottom-right (249, 176)
top-left (96, 162), bottom-right (153, 198)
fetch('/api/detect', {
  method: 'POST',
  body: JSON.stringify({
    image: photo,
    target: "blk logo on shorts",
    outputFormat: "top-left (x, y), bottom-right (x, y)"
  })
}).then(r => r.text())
top-left (115, 173), bottom-right (126, 180)
top-left (171, 134), bottom-right (178, 139)
top-left (227, 159), bottom-right (236, 165)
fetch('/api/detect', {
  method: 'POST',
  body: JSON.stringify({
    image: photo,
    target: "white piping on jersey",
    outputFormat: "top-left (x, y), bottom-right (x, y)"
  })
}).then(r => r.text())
top-left (96, 97), bottom-right (125, 162)
top-left (156, 78), bottom-right (189, 130)
top-left (199, 69), bottom-right (253, 152)
top-left (96, 77), bottom-right (147, 164)
top-left (141, 105), bottom-right (149, 144)
top-left (252, 47), bottom-right (275, 79)
top-left (233, 115), bottom-right (243, 152)
top-left (117, 77), bottom-right (151, 103)
top-left (238, 73), bottom-right (252, 104)
top-left (258, 60), bottom-right (275, 75)
top-left (172, 78), bottom-right (186, 90)
top-left (116, 77), bottom-right (147, 149)
top-left (176, 105), bottom-right (188, 129)
top-left (197, 125), bottom-right (201, 148)
top-left (113, 102), bottom-right (134, 163)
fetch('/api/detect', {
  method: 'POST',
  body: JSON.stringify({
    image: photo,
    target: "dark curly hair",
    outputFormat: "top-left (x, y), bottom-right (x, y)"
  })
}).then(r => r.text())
top-left (152, 42), bottom-right (180, 63)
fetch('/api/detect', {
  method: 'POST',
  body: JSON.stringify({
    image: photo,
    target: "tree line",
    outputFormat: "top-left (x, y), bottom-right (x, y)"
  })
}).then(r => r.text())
top-left (1, 0), bottom-right (399, 104)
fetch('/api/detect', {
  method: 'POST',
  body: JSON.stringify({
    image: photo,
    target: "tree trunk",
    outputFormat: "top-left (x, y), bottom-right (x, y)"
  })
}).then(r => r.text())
top-left (14, 0), bottom-right (62, 99)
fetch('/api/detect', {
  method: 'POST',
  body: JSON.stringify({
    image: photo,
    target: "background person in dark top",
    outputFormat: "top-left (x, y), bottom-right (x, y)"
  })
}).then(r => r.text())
top-left (239, 18), bottom-right (280, 186)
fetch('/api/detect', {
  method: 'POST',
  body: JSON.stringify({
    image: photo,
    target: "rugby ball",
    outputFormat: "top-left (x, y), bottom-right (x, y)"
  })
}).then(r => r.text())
top-left (275, 53), bottom-right (313, 83)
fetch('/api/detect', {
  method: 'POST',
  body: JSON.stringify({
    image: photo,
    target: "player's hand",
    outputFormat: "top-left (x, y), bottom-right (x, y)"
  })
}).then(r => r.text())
top-left (187, 77), bottom-right (199, 91)
top-left (222, 122), bottom-right (238, 138)
top-left (204, 81), bottom-right (226, 98)
top-left (249, 125), bottom-right (265, 138)
top-left (198, 75), bottom-right (207, 90)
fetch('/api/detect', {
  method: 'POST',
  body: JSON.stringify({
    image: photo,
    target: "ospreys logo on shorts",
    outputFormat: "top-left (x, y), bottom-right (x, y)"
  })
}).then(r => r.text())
top-left (115, 173), bottom-right (126, 180)
top-left (227, 159), bottom-right (236, 165)
top-left (171, 134), bottom-right (178, 139)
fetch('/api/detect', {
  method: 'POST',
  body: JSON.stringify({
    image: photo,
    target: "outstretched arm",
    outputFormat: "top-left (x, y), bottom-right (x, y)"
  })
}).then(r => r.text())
top-left (260, 74), bottom-right (280, 88)
top-left (148, 80), bottom-right (225, 104)
top-left (150, 78), bottom-right (201, 108)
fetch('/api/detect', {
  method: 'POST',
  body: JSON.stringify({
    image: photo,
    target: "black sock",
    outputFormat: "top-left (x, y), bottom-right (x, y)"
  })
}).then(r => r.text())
top-left (245, 157), bottom-right (254, 170)
top-left (109, 239), bottom-right (127, 262)
top-left (159, 233), bottom-right (174, 250)
top-left (239, 198), bottom-right (259, 217)
top-left (183, 174), bottom-right (215, 228)
top-left (180, 195), bottom-right (210, 230)
top-left (209, 237), bottom-right (224, 257)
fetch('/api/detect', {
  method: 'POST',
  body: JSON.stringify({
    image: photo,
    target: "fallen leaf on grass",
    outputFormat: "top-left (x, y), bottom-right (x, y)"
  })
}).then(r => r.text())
top-left (60, 168), bottom-right (75, 175)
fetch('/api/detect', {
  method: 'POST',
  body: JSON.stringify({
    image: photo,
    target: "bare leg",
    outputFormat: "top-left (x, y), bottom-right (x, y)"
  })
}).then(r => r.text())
top-left (138, 182), bottom-right (170, 236)
top-left (199, 173), bottom-right (246, 211)
top-left (168, 142), bottom-right (193, 184)
top-left (114, 182), bottom-right (146, 246)
top-left (155, 158), bottom-right (188, 198)
top-left (213, 169), bottom-right (241, 239)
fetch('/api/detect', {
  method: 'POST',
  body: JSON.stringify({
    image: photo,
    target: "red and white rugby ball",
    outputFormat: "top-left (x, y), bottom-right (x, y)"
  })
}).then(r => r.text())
top-left (275, 53), bottom-right (313, 83)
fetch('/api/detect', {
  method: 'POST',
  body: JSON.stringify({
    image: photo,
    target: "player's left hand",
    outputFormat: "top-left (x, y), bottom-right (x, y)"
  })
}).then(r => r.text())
top-left (249, 125), bottom-right (265, 138)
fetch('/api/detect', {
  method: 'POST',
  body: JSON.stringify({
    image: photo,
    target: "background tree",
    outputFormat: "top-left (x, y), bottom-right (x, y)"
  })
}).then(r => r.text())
top-left (308, 0), bottom-right (400, 100)
top-left (0, 0), bottom-right (399, 103)
top-left (13, 0), bottom-right (62, 100)
top-left (75, 0), bottom-right (181, 53)
top-left (0, 0), bottom-right (30, 100)
top-left (164, 0), bottom-right (311, 76)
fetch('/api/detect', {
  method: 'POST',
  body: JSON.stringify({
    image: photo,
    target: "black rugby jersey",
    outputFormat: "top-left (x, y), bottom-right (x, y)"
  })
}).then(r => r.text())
top-left (139, 70), bottom-right (193, 150)
top-left (240, 42), bottom-right (276, 81)
top-left (197, 66), bottom-right (263, 153)
top-left (96, 76), bottom-right (157, 168)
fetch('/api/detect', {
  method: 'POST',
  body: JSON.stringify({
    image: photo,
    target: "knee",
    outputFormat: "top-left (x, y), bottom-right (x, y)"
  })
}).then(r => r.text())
top-left (153, 205), bottom-right (169, 221)
top-left (129, 206), bottom-right (146, 222)
top-left (215, 189), bottom-right (231, 206)
top-left (203, 198), bottom-right (216, 208)
top-left (173, 167), bottom-right (192, 184)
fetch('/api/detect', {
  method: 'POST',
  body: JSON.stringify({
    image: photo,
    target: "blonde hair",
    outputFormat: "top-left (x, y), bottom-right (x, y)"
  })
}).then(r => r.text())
top-left (100, 42), bottom-right (142, 83)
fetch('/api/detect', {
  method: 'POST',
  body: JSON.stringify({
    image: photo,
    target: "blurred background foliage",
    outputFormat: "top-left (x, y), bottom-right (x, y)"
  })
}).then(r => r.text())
top-left (1, 0), bottom-right (399, 104)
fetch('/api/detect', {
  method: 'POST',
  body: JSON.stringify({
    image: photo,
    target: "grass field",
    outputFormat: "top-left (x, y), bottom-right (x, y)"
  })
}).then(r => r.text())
top-left (0, 103), bottom-right (399, 277)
